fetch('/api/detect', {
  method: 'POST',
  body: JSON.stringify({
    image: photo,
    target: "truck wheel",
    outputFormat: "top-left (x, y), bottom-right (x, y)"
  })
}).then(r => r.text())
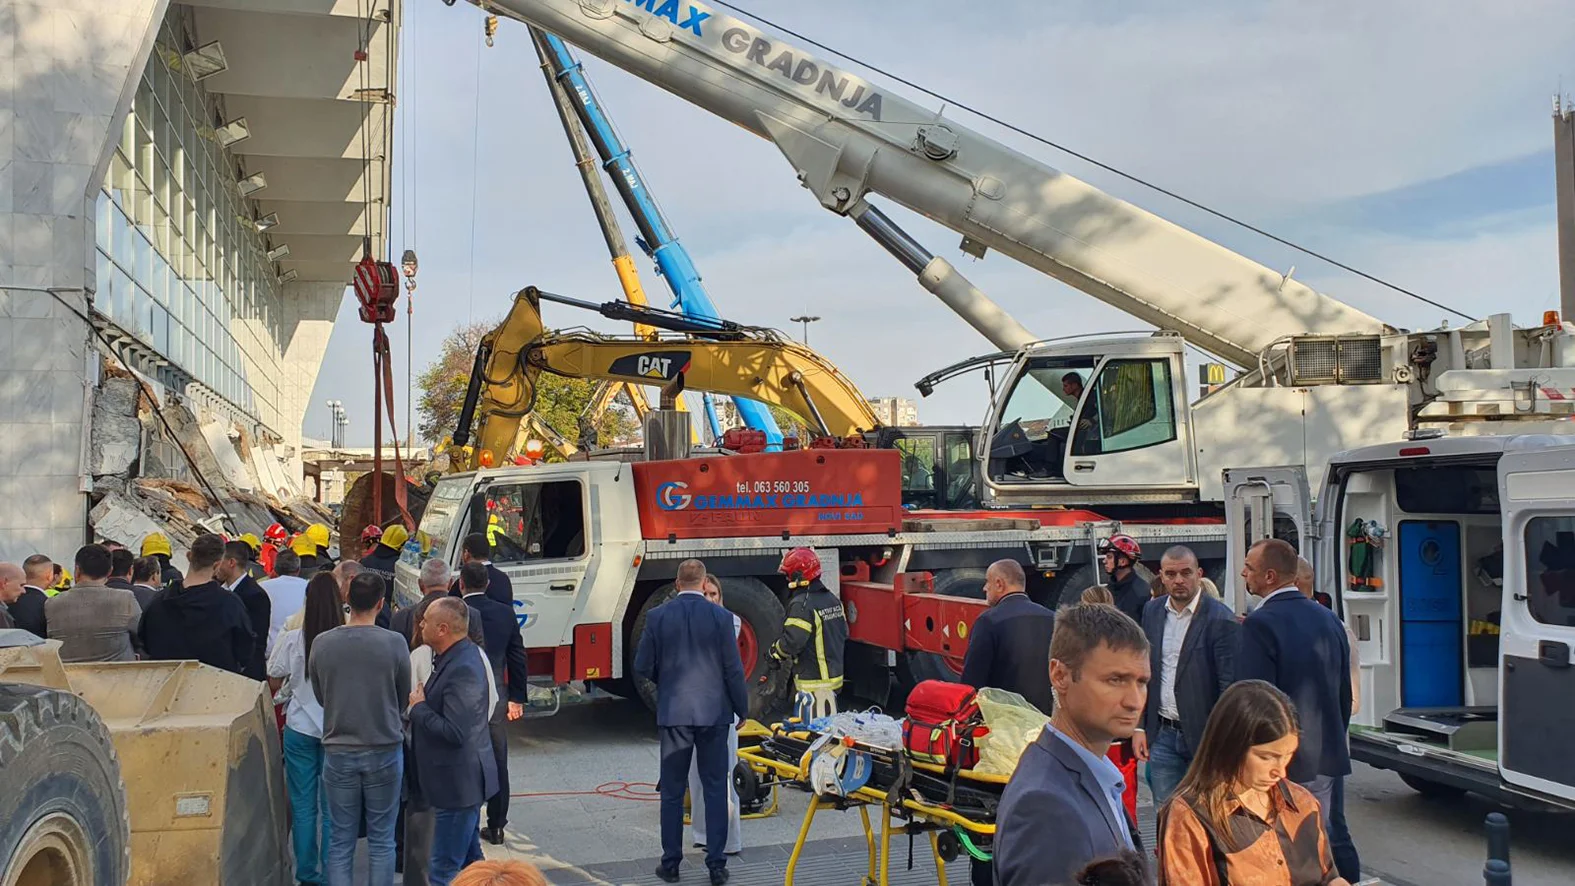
top-left (629, 578), bottom-right (789, 721)
top-left (0, 684), bottom-right (130, 886)
top-left (1398, 773), bottom-right (1466, 799)
top-left (897, 568), bottom-right (988, 691)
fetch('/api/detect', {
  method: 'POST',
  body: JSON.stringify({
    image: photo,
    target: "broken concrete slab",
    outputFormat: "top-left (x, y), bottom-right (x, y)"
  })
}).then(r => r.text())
top-left (89, 376), bottom-right (140, 477)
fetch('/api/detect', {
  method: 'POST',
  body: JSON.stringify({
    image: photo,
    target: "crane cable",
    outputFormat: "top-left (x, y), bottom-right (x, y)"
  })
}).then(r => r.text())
top-left (713, 0), bottom-right (1476, 324)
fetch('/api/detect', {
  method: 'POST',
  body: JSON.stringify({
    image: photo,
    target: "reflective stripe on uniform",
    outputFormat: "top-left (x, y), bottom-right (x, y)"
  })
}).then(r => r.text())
top-left (784, 617), bottom-right (813, 633)
top-left (795, 677), bottom-right (843, 691)
top-left (813, 611), bottom-right (830, 682)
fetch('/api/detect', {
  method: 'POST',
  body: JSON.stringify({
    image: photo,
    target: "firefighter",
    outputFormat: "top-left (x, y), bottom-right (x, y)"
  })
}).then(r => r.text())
top-left (239, 533), bottom-right (267, 580)
top-left (260, 523), bottom-right (289, 578)
top-left (768, 547), bottom-right (847, 720)
top-left (304, 523), bottom-right (335, 572)
top-left (140, 533), bottom-right (185, 589)
top-left (46, 565), bottom-right (72, 597)
top-left (487, 512), bottom-right (507, 548)
top-left (1098, 533), bottom-right (1148, 624)
top-left (291, 532), bottom-right (322, 573)
top-left (360, 523), bottom-right (407, 613)
top-left (359, 524), bottom-right (384, 560)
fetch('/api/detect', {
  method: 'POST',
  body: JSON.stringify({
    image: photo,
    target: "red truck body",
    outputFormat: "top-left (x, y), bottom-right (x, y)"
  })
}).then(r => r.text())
top-left (630, 449), bottom-right (905, 539)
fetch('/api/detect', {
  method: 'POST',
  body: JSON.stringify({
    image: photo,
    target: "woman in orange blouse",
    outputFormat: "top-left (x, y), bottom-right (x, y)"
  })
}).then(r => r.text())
top-left (1156, 680), bottom-right (1349, 886)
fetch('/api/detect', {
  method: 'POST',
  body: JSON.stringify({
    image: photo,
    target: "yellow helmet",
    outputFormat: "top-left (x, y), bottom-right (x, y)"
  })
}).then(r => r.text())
top-left (305, 523), bottom-right (331, 548)
top-left (382, 524), bottom-right (410, 551)
top-left (51, 567), bottom-right (73, 590)
top-left (239, 532), bottom-right (262, 553)
top-left (140, 533), bottom-right (172, 558)
top-left (416, 530), bottom-right (432, 555)
top-left (290, 533), bottom-right (318, 556)
top-left (489, 513), bottom-right (501, 525)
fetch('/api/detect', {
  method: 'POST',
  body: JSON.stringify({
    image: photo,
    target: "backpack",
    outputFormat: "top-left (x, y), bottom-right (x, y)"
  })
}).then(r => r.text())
top-left (902, 680), bottom-right (987, 771)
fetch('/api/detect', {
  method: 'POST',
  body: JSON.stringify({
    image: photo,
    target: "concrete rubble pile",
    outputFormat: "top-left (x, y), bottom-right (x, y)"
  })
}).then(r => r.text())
top-left (87, 366), bottom-right (335, 567)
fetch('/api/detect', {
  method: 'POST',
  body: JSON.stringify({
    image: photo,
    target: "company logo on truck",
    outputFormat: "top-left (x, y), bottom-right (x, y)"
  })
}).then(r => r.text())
top-left (719, 28), bottom-right (884, 121)
top-left (624, 0), bottom-right (711, 36)
top-left (609, 351), bottom-right (691, 381)
top-left (655, 479), bottom-right (866, 513)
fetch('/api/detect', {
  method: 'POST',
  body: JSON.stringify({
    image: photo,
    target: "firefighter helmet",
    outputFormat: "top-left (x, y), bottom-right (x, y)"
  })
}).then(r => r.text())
top-left (305, 523), bottom-right (331, 548)
top-left (1097, 533), bottom-right (1142, 564)
top-left (264, 523), bottom-right (289, 545)
top-left (140, 532), bottom-right (172, 558)
top-left (382, 524), bottom-right (410, 551)
top-left (239, 532), bottom-right (262, 553)
top-left (778, 547), bottom-right (822, 587)
top-left (361, 524), bottom-right (384, 545)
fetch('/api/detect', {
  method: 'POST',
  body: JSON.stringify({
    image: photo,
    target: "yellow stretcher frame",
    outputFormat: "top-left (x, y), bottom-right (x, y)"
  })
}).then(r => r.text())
top-left (735, 723), bottom-right (1006, 886)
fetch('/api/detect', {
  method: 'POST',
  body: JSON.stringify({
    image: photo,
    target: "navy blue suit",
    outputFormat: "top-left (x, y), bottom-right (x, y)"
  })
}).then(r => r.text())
top-left (1140, 594), bottom-right (1239, 758)
top-left (463, 591), bottom-right (529, 831)
top-left (410, 637), bottom-right (499, 810)
top-left (449, 563), bottom-right (513, 608)
top-left (959, 592), bottom-right (1056, 715)
top-left (1236, 590), bottom-right (1353, 782)
top-left (994, 727), bottom-right (1143, 886)
top-left (633, 591), bottom-right (749, 875)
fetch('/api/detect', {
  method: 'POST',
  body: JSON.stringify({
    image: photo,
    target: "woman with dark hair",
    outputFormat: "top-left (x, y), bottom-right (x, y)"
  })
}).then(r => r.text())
top-left (1156, 680), bottom-right (1348, 886)
top-left (266, 572), bottom-right (344, 886)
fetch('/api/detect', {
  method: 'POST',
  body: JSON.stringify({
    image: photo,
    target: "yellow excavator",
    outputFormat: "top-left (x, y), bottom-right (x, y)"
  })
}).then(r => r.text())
top-left (445, 285), bottom-right (882, 472)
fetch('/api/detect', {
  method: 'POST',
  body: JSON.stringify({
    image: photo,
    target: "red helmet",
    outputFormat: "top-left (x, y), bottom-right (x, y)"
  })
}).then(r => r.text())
top-left (264, 523), bottom-right (289, 545)
top-left (361, 524), bottom-right (384, 544)
top-left (778, 547), bottom-right (822, 587)
top-left (1097, 533), bottom-right (1142, 564)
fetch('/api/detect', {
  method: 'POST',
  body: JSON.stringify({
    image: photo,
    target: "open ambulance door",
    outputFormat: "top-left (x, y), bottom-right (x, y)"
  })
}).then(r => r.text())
top-left (1223, 466), bottom-right (1312, 613)
top-left (1496, 447), bottom-right (1575, 803)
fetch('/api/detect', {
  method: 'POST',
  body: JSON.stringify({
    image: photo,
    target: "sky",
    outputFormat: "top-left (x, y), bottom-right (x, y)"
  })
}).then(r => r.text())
top-left (306, 0), bottom-right (1575, 446)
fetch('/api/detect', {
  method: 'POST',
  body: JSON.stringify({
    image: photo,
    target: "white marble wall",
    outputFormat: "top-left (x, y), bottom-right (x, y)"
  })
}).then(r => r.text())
top-left (0, 0), bottom-right (166, 565)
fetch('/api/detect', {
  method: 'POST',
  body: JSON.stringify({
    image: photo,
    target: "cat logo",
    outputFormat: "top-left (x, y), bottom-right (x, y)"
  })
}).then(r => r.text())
top-left (609, 351), bottom-right (691, 381)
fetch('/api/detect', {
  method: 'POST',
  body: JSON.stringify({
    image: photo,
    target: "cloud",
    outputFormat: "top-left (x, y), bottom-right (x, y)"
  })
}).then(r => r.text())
top-left (307, 0), bottom-right (1573, 444)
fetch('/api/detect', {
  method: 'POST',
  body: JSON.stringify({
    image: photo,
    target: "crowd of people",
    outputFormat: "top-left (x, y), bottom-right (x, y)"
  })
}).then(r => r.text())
top-left (0, 518), bottom-right (1368, 886)
top-left (0, 525), bottom-right (543, 886)
top-left (967, 535), bottom-right (1361, 886)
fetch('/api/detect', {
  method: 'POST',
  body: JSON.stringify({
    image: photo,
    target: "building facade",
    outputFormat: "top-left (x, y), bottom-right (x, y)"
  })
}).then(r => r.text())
top-left (1, 1), bottom-right (398, 565)
top-left (868, 397), bottom-right (920, 427)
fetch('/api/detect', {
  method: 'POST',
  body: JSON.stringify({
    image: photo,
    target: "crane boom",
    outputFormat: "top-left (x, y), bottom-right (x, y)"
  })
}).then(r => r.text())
top-left (536, 28), bottom-right (783, 442)
top-left (478, 0), bottom-right (1387, 367)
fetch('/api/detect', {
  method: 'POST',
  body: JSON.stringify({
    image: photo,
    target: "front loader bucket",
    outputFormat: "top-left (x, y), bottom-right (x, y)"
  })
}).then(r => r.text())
top-left (0, 642), bottom-right (289, 885)
top-left (339, 469), bottom-right (431, 556)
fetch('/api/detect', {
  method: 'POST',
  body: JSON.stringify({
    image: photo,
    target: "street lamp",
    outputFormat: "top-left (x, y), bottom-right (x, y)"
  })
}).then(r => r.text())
top-left (325, 399), bottom-right (347, 449)
top-left (790, 315), bottom-right (821, 345)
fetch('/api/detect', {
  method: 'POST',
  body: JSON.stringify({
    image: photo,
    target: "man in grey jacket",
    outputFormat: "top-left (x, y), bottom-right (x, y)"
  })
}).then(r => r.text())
top-left (46, 544), bottom-right (141, 662)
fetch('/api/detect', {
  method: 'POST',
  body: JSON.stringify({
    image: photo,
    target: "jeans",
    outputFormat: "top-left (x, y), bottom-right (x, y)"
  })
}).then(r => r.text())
top-left (402, 799), bottom-right (434, 886)
top-left (429, 806), bottom-right (484, 886)
top-left (282, 728), bottom-right (330, 884)
top-left (1145, 724), bottom-right (1191, 806)
top-left (1301, 774), bottom-right (1361, 882)
top-left (323, 747), bottom-right (403, 886)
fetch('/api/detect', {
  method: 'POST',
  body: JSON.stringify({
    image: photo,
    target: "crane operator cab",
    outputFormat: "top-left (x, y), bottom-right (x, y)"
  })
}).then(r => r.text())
top-left (979, 333), bottom-right (1197, 505)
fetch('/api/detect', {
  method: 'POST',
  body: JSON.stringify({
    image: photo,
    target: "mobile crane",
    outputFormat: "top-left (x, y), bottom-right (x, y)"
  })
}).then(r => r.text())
top-left (464, 0), bottom-right (1575, 518)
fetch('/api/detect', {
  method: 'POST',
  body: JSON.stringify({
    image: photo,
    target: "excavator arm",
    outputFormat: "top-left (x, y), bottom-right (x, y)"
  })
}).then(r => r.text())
top-left (449, 286), bottom-right (879, 471)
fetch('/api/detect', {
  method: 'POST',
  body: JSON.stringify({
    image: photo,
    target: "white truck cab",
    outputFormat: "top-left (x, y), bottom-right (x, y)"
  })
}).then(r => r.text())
top-left (1227, 436), bottom-right (1575, 809)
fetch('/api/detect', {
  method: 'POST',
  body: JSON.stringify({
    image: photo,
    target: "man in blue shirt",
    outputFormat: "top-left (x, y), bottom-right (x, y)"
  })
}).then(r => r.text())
top-left (994, 603), bottom-right (1150, 885)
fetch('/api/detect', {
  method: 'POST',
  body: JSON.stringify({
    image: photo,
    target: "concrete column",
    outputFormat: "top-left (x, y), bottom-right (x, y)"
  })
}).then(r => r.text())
top-left (1556, 101), bottom-right (1575, 322)
top-left (276, 280), bottom-right (348, 457)
top-left (0, 0), bottom-right (167, 564)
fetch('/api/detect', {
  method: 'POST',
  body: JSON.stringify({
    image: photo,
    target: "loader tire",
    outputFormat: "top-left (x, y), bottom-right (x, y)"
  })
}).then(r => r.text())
top-left (630, 577), bottom-right (788, 721)
top-left (0, 683), bottom-right (130, 886)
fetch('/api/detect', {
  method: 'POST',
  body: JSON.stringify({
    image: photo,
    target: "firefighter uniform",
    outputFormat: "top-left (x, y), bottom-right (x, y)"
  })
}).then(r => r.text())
top-left (771, 578), bottom-right (848, 719)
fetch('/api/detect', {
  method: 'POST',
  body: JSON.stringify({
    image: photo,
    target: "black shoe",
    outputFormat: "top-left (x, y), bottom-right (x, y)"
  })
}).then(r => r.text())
top-left (708, 867), bottom-right (729, 886)
top-left (654, 865), bottom-right (681, 883)
top-left (481, 826), bottom-right (505, 845)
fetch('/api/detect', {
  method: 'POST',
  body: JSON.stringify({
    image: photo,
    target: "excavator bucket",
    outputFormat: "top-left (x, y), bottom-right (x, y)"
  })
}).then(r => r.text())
top-left (0, 640), bottom-right (289, 885)
top-left (340, 469), bottom-right (431, 557)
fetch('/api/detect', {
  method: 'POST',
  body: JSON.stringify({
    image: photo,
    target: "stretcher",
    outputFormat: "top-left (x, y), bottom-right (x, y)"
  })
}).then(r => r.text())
top-left (735, 719), bottom-right (1006, 886)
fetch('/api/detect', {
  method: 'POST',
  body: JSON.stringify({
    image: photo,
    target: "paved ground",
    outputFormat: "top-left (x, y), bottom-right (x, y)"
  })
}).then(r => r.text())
top-left (478, 696), bottom-right (1574, 886)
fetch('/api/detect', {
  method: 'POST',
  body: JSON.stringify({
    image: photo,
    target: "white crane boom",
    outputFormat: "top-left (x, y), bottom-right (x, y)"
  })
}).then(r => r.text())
top-left (478, 0), bottom-right (1387, 367)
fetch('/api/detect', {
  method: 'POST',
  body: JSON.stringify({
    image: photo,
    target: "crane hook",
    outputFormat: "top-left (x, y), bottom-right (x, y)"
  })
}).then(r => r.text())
top-left (485, 14), bottom-right (499, 48)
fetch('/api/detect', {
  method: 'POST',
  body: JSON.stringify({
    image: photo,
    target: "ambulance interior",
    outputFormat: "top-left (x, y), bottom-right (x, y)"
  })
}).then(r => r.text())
top-left (1336, 460), bottom-right (1509, 754)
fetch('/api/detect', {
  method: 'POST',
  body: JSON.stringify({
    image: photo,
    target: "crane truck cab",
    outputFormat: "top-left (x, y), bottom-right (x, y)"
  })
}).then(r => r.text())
top-left (1226, 436), bottom-right (1575, 811)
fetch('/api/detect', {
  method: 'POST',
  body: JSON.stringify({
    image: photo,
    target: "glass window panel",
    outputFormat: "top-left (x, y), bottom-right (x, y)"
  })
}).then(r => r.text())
top-left (133, 230), bottom-right (151, 289)
top-left (96, 191), bottom-right (111, 252)
top-left (152, 304), bottom-right (169, 354)
top-left (94, 250), bottom-right (112, 317)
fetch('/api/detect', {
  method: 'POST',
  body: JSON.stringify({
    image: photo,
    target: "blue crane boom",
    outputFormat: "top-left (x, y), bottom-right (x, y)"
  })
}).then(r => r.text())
top-left (538, 31), bottom-right (782, 446)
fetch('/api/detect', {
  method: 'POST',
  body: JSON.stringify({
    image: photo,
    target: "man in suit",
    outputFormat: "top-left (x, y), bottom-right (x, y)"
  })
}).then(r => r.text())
top-left (11, 555), bottom-right (54, 638)
top-left (218, 540), bottom-right (272, 680)
top-left (409, 597), bottom-right (498, 886)
top-left (634, 559), bottom-right (749, 886)
top-left (46, 544), bottom-right (142, 662)
top-left (994, 603), bottom-right (1150, 886)
top-left (0, 562), bottom-right (27, 630)
top-left (1131, 545), bottom-right (1238, 804)
top-left (459, 561), bottom-right (527, 845)
top-left (1237, 538), bottom-right (1359, 882)
top-left (958, 558), bottom-right (1056, 886)
top-left (449, 533), bottom-right (513, 607)
top-left (1293, 555), bottom-right (1362, 882)
top-left (105, 548), bottom-right (136, 596)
